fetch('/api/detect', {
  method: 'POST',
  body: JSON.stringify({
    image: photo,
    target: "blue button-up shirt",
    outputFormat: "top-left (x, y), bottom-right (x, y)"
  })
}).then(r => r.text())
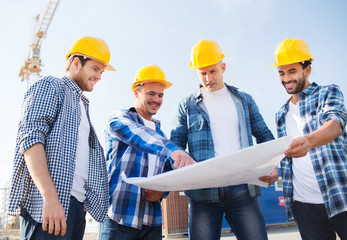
top-left (105, 108), bottom-right (180, 229)
top-left (276, 82), bottom-right (347, 220)
top-left (8, 76), bottom-right (108, 222)
top-left (170, 84), bottom-right (274, 202)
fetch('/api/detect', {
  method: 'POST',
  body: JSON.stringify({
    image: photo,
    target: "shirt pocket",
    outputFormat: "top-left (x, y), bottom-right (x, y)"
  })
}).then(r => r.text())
top-left (305, 109), bottom-right (324, 132)
top-left (187, 114), bottom-right (206, 132)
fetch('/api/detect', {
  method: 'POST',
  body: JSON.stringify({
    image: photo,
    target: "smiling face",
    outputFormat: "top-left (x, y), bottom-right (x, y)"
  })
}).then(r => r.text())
top-left (68, 57), bottom-right (105, 92)
top-left (134, 82), bottom-right (165, 120)
top-left (278, 62), bottom-right (311, 102)
top-left (196, 62), bottom-right (226, 92)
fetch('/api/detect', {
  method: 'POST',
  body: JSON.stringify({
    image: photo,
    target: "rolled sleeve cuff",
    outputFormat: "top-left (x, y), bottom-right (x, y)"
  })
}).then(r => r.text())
top-left (19, 132), bottom-right (46, 155)
top-left (322, 111), bottom-right (347, 130)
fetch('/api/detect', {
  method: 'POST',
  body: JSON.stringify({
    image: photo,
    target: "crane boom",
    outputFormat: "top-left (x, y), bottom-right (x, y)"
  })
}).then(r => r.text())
top-left (19, 0), bottom-right (60, 85)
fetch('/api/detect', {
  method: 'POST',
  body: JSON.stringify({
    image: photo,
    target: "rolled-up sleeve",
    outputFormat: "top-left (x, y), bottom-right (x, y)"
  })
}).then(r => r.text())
top-left (321, 85), bottom-right (347, 130)
top-left (17, 79), bottom-right (58, 155)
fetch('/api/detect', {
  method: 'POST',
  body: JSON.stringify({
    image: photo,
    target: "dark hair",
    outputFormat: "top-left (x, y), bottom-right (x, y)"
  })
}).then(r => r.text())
top-left (300, 61), bottom-right (312, 69)
top-left (65, 55), bottom-right (91, 71)
top-left (74, 55), bottom-right (91, 67)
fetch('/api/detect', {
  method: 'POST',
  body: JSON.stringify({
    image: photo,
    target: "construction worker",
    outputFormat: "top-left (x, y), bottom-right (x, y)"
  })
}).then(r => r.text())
top-left (170, 40), bottom-right (278, 240)
top-left (273, 38), bottom-right (347, 240)
top-left (8, 36), bottom-right (115, 239)
top-left (99, 65), bottom-right (196, 240)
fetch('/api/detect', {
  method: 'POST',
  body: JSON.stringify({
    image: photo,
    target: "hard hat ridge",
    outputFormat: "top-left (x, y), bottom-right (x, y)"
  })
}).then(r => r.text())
top-left (272, 38), bottom-right (314, 67)
top-left (190, 40), bottom-right (225, 69)
top-left (132, 65), bottom-right (173, 92)
top-left (66, 36), bottom-right (115, 71)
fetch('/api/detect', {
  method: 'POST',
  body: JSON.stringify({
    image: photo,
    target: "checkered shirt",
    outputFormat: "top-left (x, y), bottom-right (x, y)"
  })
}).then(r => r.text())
top-left (170, 84), bottom-right (274, 202)
top-left (8, 76), bottom-right (108, 222)
top-left (105, 108), bottom-right (180, 229)
top-left (276, 82), bottom-right (347, 220)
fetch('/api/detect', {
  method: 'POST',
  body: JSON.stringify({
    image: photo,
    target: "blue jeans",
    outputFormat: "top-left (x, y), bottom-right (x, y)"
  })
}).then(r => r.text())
top-left (293, 201), bottom-right (347, 240)
top-left (189, 184), bottom-right (268, 240)
top-left (20, 196), bottom-right (86, 240)
top-left (99, 217), bottom-right (162, 240)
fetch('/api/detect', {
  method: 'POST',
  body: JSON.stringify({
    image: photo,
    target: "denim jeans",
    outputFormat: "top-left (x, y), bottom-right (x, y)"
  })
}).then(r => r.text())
top-left (188, 184), bottom-right (268, 240)
top-left (20, 196), bottom-right (86, 240)
top-left (293, 201), bottom-right (347, 240)
top-left (99, 217), bottom-right (162, 240)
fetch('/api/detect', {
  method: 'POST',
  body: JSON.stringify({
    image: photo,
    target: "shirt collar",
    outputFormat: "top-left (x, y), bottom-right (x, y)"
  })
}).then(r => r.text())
top-left (62, 76), bottom-right (82, 94)
top-left (301, 82), bottom-right (318, 95)
top-left (129, 107), bottom-right (160, 124)
top-left (62, 76), bottom-right (89, 103)
top-left (195, 83), bottom-right (238, 103)
top-left (280, 82), bottom-right (318, 116)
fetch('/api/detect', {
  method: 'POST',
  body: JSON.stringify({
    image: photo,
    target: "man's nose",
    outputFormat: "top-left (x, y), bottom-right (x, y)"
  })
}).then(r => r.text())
top-left (152, 95), bottom-right (160, 102)
top-left (284, 73), bottom-right (295, 82)
top-left (205, 74), bottom-right (211, 82)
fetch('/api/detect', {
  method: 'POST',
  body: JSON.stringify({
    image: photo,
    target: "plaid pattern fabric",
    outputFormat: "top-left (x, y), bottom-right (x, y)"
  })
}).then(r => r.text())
top-left (105, 108), bottom-right (180, 229)
top-left (276, 82), bottom-right (347, 220)
top-left (8, 76), bottom-right (108, 223)
top-left (170, 84), bottom-right (274, 202)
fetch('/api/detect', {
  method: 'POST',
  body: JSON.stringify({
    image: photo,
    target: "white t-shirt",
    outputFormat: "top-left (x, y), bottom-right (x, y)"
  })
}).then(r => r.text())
top-left (71, 100), bottom-right (90, 202)
top-left (139, 115), bottom-right (157, 177)
top-left (286, 101), bottom-right (324, 204)
top-left (201, 86), bottom-right (241, 157)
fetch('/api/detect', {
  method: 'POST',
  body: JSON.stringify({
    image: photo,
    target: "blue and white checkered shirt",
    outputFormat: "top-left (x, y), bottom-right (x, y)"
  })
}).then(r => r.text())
top-left (276, 82), bottom-right (347, 220)
top-left (105, 108), bottom-right (180, 229)
top-left (8, 76), bottom-right (108, 222)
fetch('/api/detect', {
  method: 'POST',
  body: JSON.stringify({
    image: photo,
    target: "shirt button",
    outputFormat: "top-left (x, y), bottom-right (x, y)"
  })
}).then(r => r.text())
top-left (210, 142), bottom-right (213, 144)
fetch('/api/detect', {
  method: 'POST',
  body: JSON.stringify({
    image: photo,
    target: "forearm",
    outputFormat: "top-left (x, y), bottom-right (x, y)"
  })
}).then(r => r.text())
top-left (305, 119), bottom-right (342, 148)
top-left (285, 119), bottom-right (343, 158)
top-left (23, 143), bottom-right (59, 202)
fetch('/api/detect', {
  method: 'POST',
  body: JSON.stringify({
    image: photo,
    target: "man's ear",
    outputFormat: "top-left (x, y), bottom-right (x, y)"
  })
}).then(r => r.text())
top-left (221, 62), bottom-right (226, 73)
top-left (71, 57), bottom-right (81, 70)
top-left (305, 65), bottom-right (311, 77)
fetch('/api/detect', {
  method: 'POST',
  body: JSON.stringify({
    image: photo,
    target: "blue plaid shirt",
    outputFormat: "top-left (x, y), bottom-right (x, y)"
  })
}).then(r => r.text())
top-left (105, 108), bottom-right (180, 229)
top-left (276, 82), bottom-right (347, 220)
top-left (8, 76), bottom-right (108, 222)
top-left (170, 84), bottom-right (274, 202)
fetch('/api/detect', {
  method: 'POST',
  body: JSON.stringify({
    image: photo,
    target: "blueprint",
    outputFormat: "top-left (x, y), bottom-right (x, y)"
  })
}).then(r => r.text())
top-left (121, 136), bottom-right (292, 191)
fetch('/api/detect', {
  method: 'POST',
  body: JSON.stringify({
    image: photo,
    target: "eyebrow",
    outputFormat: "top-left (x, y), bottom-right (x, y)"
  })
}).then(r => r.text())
top-left (278, 68), bottom-right (297, 73)
top-left (200, 69), bottom-right (216, 74)
top-left (93, 65), bottom-right (101, 70)
top-left (148, 91), bottom-right (164, 95)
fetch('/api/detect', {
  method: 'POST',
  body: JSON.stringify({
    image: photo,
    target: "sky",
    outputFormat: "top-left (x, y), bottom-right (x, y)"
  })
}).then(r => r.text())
top-left (0, 0), bottom-right (346, 189)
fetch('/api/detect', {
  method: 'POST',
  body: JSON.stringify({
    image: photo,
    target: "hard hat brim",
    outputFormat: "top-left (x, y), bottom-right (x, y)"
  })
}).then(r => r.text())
top-left (106, 64), bottom-right (116, 71)
top-left (271, 57), bottom-right (314, 67)
top-left (132, 80), bottom-right (173, 92)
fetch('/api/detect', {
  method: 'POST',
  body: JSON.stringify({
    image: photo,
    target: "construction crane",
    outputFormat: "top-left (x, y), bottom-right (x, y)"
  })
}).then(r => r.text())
top-left (19, 0), bottom-right (60, 88)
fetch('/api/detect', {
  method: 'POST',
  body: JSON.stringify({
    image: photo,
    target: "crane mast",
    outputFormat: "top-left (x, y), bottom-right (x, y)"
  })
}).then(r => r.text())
top-left (19, 0), bottom-right (60, 87)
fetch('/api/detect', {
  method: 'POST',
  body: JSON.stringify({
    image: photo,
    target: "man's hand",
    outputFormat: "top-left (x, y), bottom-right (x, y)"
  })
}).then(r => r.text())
top-left (259, 168), bottom-right (279, 186)
top-left (171, 150), bottom-right (196, 168)
top-left (42, 196), bottom-right (67, 236)
top-left (285, 136), bottom-right (311, 158)
top-left (145, 189), bottom-right (164, 202)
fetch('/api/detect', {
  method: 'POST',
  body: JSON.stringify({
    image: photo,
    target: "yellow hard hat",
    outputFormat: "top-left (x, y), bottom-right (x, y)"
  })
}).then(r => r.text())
top-left (132, 65), bottom-right (172, 92)
top-left (190, 40), bottom-right (225, 69)
top-left (272, 38), bottom-right (314, 67)
top-left (66, 36), bottom-right (115, 71)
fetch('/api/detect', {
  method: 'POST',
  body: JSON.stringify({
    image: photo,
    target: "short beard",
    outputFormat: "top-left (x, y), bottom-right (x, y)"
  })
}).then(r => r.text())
top-left (284, 73), bottom-right (306, 94)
